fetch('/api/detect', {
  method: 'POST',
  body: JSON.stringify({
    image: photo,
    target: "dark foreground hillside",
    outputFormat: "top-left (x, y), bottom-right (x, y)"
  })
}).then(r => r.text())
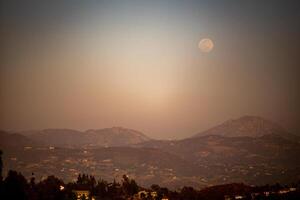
top-left (0, 170), bottom-right (299, 200)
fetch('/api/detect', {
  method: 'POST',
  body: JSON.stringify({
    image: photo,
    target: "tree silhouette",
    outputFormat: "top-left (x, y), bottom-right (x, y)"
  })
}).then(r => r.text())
top-left (28, 173), bottom-right (38, 200)
top-left (0, 150), bottom-right (3, 181)
top-left (36, 175), bottom-right (65, 200)
top-left (122, 175), bottom-right (138, 197)
top-left (106, 178), bottom-right (124, 199)
top-left (180, 186), bottom-right (199, 200)
top-left (3, 170), bottom-right (29, 200)
top-left (95, 178), bottom-right (108, 198)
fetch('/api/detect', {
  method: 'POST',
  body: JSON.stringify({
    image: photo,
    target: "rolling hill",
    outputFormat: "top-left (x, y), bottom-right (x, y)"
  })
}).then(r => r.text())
top-left (0, 130), bottom-right (38, 149)
top-left (21, 127), bottom-right (151, 148)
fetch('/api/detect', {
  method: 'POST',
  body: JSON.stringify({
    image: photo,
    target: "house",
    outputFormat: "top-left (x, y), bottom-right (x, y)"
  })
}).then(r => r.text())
top-left (278, 189), bottom-right (290, 194)
top-left (73, 190), bottom-right (90, 200)
top-left (137, 191), bottom-right (148, 199)
top-left (234, 195), bottom-right (244, 199)
top-left (263, 191), bottom-right (270, 196)
top-left (133, 190), bottom-right (158, 200)
top-left (224, 194), bottom-right (245, 200)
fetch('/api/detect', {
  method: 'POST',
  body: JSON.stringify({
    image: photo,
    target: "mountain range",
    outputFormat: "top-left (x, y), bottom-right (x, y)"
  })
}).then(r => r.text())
top-left (1, 116), bottom-right (299, 189)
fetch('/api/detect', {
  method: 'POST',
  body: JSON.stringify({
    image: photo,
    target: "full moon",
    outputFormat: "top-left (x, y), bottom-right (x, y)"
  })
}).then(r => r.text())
top-left (198, 38), bottom-right (214, 53)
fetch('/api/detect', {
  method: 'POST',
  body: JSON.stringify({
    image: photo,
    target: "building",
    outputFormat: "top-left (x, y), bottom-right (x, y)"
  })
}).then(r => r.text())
top-left (73, 190), bottom-right (90, 200)
top-left (134, 190), bottom-right (158, 200)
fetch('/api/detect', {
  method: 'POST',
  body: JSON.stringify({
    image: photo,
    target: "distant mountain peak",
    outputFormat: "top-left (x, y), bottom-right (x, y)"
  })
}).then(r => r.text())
top-left (193, 115), bottom-right (288, 138)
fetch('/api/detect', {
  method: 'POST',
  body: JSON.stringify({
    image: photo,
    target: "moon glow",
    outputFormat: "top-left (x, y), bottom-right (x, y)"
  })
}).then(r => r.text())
top-left (198, 38), bottom-right (214, 53)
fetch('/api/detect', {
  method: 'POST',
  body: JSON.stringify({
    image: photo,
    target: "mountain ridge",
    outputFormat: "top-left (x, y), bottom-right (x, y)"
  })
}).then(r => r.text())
top-left (20, 127), bottom-right (151, 148)
top-left (192, 115), bottom-right (296, 139)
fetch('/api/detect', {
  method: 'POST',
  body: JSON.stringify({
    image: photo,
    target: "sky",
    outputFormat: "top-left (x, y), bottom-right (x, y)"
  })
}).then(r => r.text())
top-left (1, 0), bottom-right (300, 139)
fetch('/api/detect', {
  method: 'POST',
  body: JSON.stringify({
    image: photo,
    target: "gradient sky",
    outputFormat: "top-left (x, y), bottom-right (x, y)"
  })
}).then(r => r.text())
top-left (1, 0), bottom-right (300, 139)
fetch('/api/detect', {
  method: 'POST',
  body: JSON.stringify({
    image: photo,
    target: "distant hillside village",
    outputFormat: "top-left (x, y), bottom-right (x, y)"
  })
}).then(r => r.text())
top-left (1, 150), bottom-right (300, 200)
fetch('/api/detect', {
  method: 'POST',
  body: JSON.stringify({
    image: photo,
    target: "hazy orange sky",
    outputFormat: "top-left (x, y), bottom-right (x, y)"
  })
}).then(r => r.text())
top-left (1, 0), bottom-right (300, 139)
